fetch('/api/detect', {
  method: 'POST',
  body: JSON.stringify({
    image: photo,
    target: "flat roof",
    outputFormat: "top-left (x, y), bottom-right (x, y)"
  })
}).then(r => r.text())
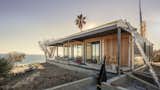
top-left (46, 19), bottom-right (139, 46)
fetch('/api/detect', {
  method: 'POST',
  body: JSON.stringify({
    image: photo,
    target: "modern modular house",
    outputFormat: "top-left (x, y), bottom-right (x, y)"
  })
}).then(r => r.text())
top-left (45, 20), bottom-right (153, 73)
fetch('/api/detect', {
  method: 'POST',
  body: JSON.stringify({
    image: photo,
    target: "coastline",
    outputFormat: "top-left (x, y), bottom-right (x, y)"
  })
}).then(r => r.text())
top-left (0, 54), bottom-right (46, 66)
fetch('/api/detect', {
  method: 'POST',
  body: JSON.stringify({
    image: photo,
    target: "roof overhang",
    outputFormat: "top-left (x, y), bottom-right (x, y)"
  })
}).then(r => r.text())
top-left (47, 20), bottom-right (136, 46)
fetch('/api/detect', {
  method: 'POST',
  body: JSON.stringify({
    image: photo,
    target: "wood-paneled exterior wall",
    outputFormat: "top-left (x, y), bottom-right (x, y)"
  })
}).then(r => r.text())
top-left (60, 32), bottom-right (132, 67)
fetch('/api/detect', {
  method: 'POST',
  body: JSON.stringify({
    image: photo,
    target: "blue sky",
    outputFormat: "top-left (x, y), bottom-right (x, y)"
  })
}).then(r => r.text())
top-left (0, 0), bottom-right (160, 54)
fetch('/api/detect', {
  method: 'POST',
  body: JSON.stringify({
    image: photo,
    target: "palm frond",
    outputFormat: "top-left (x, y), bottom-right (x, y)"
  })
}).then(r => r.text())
top-left (75, 14), bottom-right (86, 31)
top-left (83, 21), bottom-right (86, 24)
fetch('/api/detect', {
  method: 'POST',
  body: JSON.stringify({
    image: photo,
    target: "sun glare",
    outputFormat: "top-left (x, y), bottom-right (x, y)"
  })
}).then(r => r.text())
top-left (84, 23), bottom-right (96, 30)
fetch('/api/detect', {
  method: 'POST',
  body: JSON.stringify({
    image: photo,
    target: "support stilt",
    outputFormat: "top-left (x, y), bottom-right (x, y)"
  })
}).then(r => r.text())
top-left (117, 28), bottom-right (121, 75)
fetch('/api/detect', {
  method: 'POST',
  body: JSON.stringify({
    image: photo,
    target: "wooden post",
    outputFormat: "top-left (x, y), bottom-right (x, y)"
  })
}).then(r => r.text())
top-left (117, 28), bottom-right (121, 75)
top-left (63, 45), bottom-right (65, 57)
top-left (128, 35), bottom-right (131, 69)
top-left (131, 34), bottom-right (135, 70)
top-left (83, 41), bottom-right (86, 64)
top-left (53, 46), bottom-right (56, 58)
top-left (102, 40), bottom-right (104, 64)
top-left (67, 41), bottom-right (69, 58)
top-left (71, 44), bottom-right (74, 59)
top-left (57, 45), bottom-right (58, 57)
top-left (100, 39), bottom-right (102, 64)
top-left (148, 43), bottom-right (152, 62)
top-left (77, 44), bottom-right (78, 58)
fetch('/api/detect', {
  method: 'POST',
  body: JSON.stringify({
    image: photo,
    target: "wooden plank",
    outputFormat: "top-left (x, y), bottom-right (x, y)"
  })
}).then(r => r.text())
top-left (59, 32), bottom-right (130, 67)
top-left (121, 38), bottom-right (129, 66)
top-left (113, 38), bottom-right (117, 64)
top-left (84, 37), bottom-right (102, 43)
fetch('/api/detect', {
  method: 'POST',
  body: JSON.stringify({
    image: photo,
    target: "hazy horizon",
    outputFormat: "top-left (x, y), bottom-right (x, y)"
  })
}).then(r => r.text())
top-left (0, 0), bottom-right (160, 54)
top-left (0, 52), bottom-right (43, 56)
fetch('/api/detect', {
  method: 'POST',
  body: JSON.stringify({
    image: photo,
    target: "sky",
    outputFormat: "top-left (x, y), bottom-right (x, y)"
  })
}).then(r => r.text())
top-left (0, 0), bottom-right (160, 54)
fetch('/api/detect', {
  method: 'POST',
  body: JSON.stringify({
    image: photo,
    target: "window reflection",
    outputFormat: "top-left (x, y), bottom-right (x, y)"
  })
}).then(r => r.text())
top-left (87, 41), bottom-right (100, 64)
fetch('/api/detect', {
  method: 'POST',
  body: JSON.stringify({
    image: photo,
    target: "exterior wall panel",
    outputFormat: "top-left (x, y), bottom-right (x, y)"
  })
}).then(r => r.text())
top-left (61, 32), bottom-right (131, 66)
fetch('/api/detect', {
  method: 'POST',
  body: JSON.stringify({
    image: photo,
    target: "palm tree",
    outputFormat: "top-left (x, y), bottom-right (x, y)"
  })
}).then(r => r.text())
top-left (75, 14), bottom-right (86, 31)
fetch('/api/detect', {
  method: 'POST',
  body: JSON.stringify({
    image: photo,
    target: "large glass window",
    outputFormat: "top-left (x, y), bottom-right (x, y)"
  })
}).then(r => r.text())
top-left (73, 44), bottom-right (82, 58)
top-left (64, 46), bottom-right (68, 57)
top-left (92, 42), bottom-right (100, 63)
top-left (77, 45), bottom-right (82, 57)
top-left (86, 43), bottom-right (92, 62)
top-left (86, 41), bottom-right (100, 64)
top-left (58, 46), bottom-right (63, 57)
top-left (69, 46), bottom-right (72, 58)
top-left (74, 45), bottom-right (77, 58)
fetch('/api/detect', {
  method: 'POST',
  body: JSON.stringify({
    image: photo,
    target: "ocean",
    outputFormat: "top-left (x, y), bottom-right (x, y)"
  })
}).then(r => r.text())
top-left (0, 54), bottom-right (46, 65)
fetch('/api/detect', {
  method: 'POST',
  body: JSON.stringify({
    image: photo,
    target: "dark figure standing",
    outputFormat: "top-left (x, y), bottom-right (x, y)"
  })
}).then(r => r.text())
top-left (97, 56), bottom-right (107, 90)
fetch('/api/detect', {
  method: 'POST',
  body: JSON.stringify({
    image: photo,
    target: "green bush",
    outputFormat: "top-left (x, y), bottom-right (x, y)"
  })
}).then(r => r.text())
top-left (0, 58), bottom-right (13, 78)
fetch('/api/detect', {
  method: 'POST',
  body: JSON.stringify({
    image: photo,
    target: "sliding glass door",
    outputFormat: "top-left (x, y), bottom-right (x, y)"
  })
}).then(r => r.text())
top-left (74, 44), bottom-right (82, 59)
top-left (92, 41), bottom-right (100, 64)
top-left (86, 41), bottom-right (100, 64)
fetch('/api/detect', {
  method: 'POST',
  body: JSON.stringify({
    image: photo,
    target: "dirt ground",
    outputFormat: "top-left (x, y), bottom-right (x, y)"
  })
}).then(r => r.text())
top-left (152, 64), bottom-right (160, 75)
top-left (0, 63), bottom-right (88, 90)
top-left (141, 65), bottom-right (160, 75)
